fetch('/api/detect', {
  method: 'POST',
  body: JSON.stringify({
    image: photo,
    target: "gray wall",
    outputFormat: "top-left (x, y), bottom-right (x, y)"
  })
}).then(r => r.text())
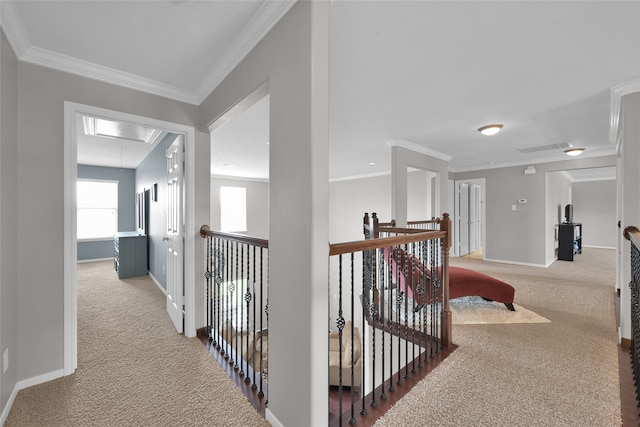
top-left (210, 177), bottom-right (269, 239)
top-left (135, 133), bottom-right (180, 288)
top-left (455, 155), bottom-right (616, 265)
top-left (545, 171), bottom-right (571, 264)
top-left (619, 91), bottom-right (640, 341)
top-left (200, 3), bottom-right (329, 425)
top-left (329, 174), bottom-right (391, 243)
top-left (77, 165), bottom-right (136, 261)
top-left (1, 29), bottom-right (19, 415)
top-left (12, 55), bottom-right (208, 389)
top-left (573, 179), bottom-right (617, 248)
top-left (391, 145), bottom-right (449, 226)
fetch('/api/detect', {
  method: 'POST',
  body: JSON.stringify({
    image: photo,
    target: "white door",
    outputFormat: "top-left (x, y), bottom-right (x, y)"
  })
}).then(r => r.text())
top-left (458, 183), bottom-right (470, 256)
top-left (469, 184), bottom-right (480, 252)
top-left (166, 136), bottom-right (184, 333)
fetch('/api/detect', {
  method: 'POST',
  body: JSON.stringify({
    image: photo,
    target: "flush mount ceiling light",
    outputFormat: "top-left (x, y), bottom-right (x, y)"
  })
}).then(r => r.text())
top-left (564, 147), bottom-right (585, 156)
top-left (477, 124), bottom-right (503, 136)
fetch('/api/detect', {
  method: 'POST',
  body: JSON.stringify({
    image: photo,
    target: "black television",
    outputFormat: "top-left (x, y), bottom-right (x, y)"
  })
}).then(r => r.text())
top-left (564, 204), bottom-right (573, 224)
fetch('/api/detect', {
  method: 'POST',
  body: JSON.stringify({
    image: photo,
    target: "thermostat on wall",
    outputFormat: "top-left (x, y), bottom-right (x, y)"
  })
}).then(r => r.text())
top-left (518, 198), bottom-right (527, 204)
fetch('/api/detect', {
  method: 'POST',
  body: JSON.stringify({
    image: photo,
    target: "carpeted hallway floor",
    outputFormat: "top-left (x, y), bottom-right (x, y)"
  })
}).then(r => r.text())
top-left (375, 247), bottom-right (621, 426)
top-left (5, 248), bottom-right (621, 426)
top-left (5, 261), bottom-right (269, 427)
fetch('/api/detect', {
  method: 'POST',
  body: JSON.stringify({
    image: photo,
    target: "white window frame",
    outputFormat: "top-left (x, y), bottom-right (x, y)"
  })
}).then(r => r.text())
top-left (77, 179), bottom-right (119, 242)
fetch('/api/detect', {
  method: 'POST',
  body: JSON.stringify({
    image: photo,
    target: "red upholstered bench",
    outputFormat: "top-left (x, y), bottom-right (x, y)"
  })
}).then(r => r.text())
top-left (448, 266), bottom-right (515, 311)
top-left (386, 247), bottom-right (515, 311)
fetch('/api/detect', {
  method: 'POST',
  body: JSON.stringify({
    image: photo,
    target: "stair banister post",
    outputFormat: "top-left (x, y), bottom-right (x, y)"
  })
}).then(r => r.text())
top-left (440, 213), bottom-right (452, 348)
top-left (372, 212), bottom-right (379, 239)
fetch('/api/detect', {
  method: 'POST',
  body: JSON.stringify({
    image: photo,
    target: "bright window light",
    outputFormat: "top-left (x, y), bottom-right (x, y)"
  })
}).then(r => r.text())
top-left (77, 180), bottom-right (118, 240)
top-left (220, 186), bottom-right (247, 232)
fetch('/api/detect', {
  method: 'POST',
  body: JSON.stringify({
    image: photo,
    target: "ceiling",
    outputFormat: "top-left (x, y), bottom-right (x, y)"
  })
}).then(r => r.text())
top-left (2, 1), bottom-right (639, 180)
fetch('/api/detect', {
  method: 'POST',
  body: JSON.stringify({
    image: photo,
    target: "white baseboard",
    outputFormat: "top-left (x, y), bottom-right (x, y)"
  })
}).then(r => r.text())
top-left (582, 245), bottom-right (616, 250)
top-left (483, 257), bottom-right (548, 268)
top-left (1, 368), bottom-right (65, 425)
top-left (0, 383), bottom-right (19, 426)
top-left (148, 271), bottom-right (167, 296)
top-left (266, 409), bottom-right (284, 427)
top-left (16, 369), bottom-right (65, 390)
top-left (77, 257), bottom-right (113, 263)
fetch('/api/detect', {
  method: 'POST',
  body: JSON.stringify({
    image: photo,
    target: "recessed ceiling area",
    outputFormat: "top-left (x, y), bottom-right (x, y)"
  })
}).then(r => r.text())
top-left (76, 115), bottom-right (166, 169)
top-left (210, 95), bottom-right (270, 181)
top-left (560, 167), bottom-right (616, 183)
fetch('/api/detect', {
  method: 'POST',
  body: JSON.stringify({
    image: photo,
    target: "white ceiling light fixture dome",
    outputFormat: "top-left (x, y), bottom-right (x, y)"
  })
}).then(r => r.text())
top-left (564, 147), bottom-right (585, 156)
top-left (477, 124), bottom-right (503, 136)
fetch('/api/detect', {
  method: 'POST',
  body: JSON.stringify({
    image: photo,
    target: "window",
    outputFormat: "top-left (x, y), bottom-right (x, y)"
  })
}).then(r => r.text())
top-left (220, 186), bottom-right (246, 232)
top-left (77, 180), bottom-right (118, 240)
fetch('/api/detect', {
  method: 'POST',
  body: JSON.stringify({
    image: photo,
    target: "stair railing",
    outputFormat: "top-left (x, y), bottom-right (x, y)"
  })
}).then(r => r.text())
top-left (199, 225), bottom-right (269, 408)
top-left (327, 212), bottom-right (452, 425)
top-left (624, 225), bottom-right (640, 413)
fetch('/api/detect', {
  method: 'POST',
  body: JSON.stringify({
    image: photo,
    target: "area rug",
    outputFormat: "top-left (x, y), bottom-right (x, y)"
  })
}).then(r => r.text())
top-left (450, 296), bottom-right (551, 325)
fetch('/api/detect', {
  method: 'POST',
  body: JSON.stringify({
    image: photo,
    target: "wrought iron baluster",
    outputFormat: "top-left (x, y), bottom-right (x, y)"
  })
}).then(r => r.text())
top-left (349, 252), bottom-right (356, 425)
top-left (205, 236), bottom-right (212, 341)
top-left (379, 246), bottom-right (387, 400)
top-left (250, 246), bottom-right (256, 386)
top-left (258, 247), bottom-right (266, 398)
top-left (361, 248), bottom-right (370, 416)
top-left (336, 254), bottom-right (345, 426)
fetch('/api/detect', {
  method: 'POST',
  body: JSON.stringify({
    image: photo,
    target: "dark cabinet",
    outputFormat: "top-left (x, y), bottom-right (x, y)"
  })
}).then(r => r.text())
top-left (558, 223), bottom-right (582, 261)
top-left (114, 232), bottom-right (148, 279)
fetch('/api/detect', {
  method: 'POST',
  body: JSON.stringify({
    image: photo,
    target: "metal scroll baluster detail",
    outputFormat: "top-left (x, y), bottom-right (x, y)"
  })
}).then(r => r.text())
top-left (336, 254), bottom-right (345, 426)
top-left (630, 240), bottom-right (640, 409)
top-left (349, 252), bottom-right (356, 425)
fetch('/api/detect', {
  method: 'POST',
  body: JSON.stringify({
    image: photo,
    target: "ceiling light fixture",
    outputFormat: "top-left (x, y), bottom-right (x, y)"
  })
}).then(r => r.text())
top-left (477, 124), bottom-right (503, 136)
top-left (564, 147), bottom-right (585, 156)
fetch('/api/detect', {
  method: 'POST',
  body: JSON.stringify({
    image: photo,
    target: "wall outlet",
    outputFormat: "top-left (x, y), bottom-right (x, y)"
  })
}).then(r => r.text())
top-left (3, 348), bottom-right (8, 373)
top-left (512, 205), bottom-right (517, 211)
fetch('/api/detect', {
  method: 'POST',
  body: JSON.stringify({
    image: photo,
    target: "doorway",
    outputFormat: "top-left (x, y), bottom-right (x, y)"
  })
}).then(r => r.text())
top-left (455, 179), bottom-right (485, 258)
top-left (63, 101), bottom-right (197, 375)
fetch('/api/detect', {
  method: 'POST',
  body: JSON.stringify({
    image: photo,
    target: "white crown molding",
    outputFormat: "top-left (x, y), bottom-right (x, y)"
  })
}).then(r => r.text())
top-left (194, 0), bottom-right (297, 104)
top-left (210, 174), bottom-right (269, 183)
top-left (449, 147), bottom-right (617, 173)
top-left (1, 0), bottom-right (296, 106)
top-left (386, 138), bottom-right (453, 162)
top-left (329, 169), bottom-right (392, 183)
top-left (0, 1), bottom-right (195, 103)
top-left (610, 79), bottom-right (640, 145)
top-left (20, 45), bottom-right (200, 104)
top-left (0, 0), bottom-right (30, 57)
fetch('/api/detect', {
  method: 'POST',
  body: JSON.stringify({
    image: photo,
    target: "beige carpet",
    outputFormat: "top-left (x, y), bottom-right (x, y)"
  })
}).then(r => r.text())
top-left (6, 249), bottom-right (621, 426)
top-left (374, 248), bottom-right (621, 426)
top-left (450, 296), bottom-right (551, 325)
top-left (5, 261), bottom-right (269, 427)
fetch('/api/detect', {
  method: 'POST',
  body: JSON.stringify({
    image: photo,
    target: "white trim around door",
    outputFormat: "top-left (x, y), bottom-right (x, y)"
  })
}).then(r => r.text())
top-left (63, 101), bottom-right (197, 376)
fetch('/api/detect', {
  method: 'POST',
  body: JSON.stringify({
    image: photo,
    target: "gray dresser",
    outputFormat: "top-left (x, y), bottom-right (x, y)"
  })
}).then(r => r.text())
top-left (114, 231), bottom-right (148, 279)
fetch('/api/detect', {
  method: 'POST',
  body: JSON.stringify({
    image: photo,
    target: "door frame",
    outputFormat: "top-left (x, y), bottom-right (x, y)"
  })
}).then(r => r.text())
top-left (454, 178), bottom-right (486, 259)
top-left (63, 101), bottom-right (197, 375)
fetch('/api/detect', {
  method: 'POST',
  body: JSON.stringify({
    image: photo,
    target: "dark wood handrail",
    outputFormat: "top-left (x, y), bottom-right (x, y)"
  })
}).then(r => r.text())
top-left (329, 231), bottom-right (446, 256)
top-left (624, 225), bottom-right (640, 249)
top-left (199, 225), bottom-right (269, 249)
